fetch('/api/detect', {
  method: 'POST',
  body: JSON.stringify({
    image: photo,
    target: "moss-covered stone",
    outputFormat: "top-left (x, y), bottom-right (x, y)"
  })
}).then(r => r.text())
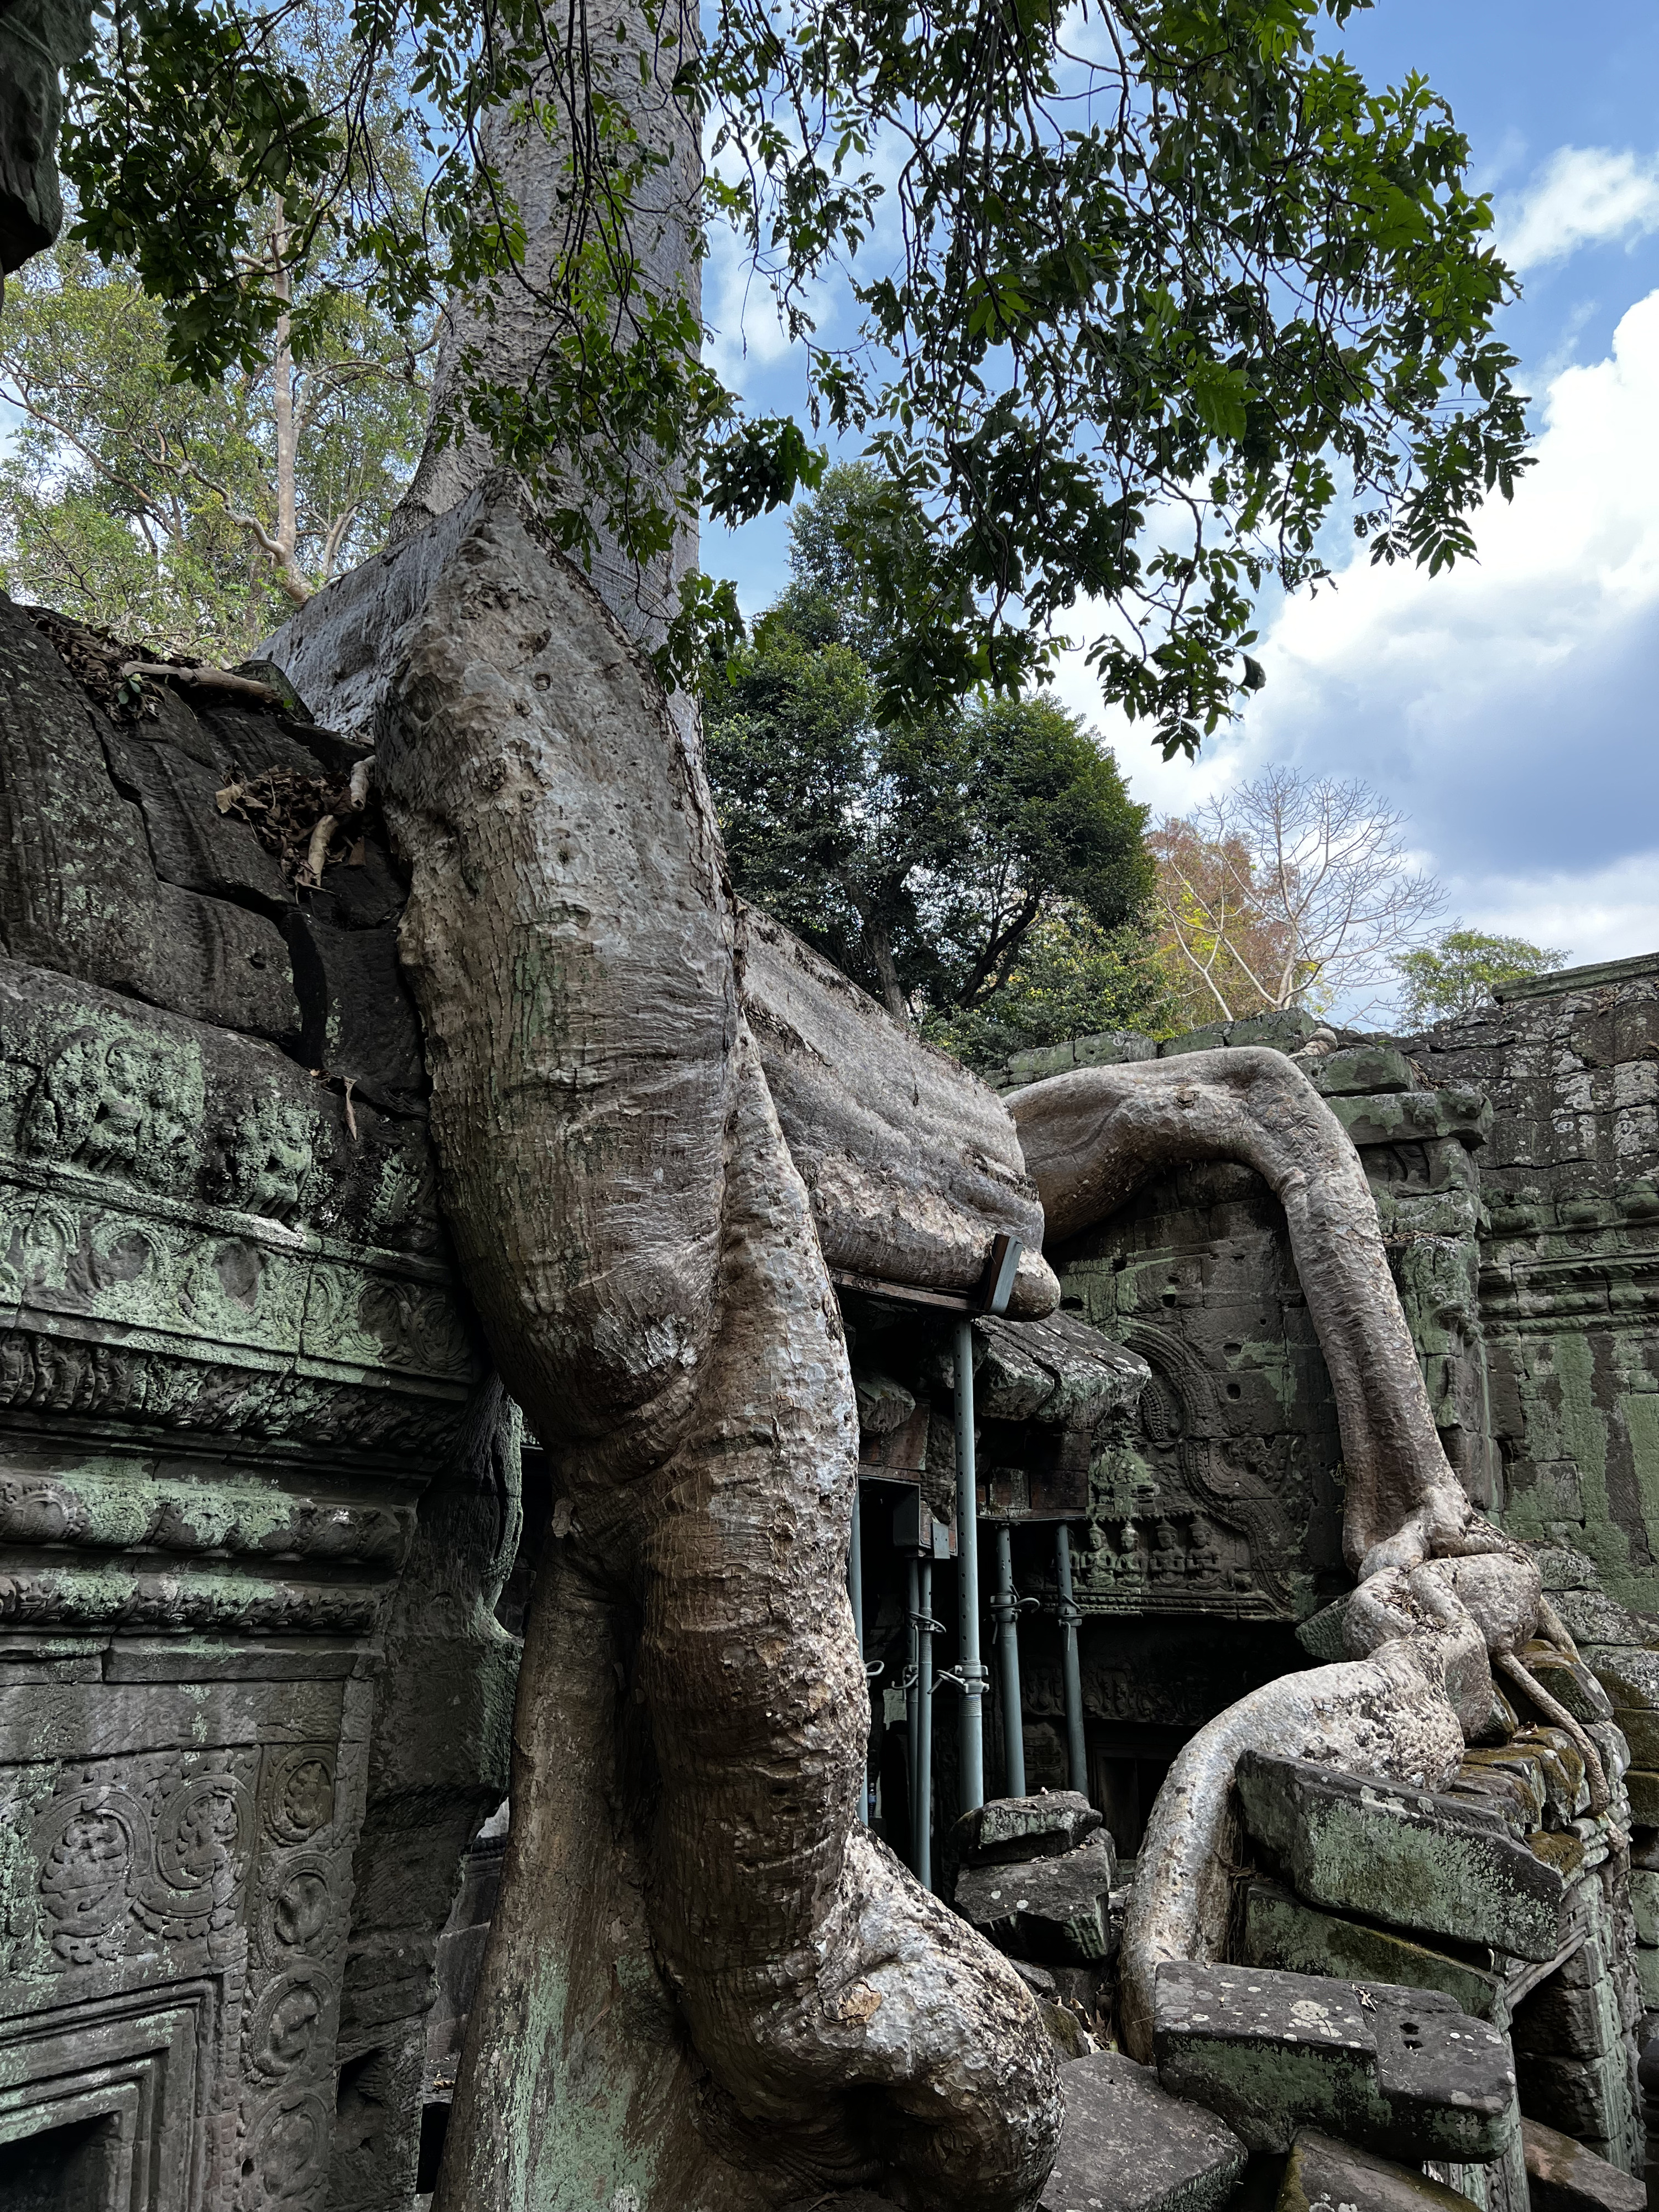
top-left (1238, 1753), bottom-right (1570, 1963)
top-left (1243, 1881), bottom-right (1504, 2023)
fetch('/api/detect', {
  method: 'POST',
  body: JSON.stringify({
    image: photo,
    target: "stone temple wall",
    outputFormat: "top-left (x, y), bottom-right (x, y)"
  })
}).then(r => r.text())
top-left (989, 961), bottom-right (1659, 1832)
top-left (0, 597), bottom-right (518, 2212)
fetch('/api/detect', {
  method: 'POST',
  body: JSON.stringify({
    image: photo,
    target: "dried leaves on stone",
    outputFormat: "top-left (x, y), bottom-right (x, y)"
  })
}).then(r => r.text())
top-left (215, 769), bottom-right (372, 885)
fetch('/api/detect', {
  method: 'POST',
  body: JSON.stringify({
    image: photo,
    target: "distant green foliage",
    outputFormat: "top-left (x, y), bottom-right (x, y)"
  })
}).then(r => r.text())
top-left (1394, 928), bottom-right (1569, 1024)
top-left (925, 904), bottom-right (1179, 1074)
top-left (705, 469), bottom-right (1156, 1024)
top-left (0, 241), bottom-right (428, 658)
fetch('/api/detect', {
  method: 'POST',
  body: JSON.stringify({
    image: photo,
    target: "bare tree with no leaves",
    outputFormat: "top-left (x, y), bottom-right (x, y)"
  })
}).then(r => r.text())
top-left (1152, 767), bottom-right (1445, 1024)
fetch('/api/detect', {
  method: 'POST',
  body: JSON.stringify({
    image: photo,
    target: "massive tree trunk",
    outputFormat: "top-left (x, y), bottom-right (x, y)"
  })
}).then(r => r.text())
top-left (302, 477), bottom-right (1063, 2209)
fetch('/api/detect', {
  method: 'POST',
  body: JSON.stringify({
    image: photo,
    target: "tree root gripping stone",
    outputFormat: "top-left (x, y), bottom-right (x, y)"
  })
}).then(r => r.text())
top-left (1039, 2051), bottom-right (1246, 2212)
top-left (1152, 1962), bottom-right (1516, 2163)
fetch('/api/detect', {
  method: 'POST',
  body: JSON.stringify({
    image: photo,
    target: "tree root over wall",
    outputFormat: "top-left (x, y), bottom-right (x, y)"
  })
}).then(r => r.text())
top-left (1010, 1056), bottom-right (1608, 2059)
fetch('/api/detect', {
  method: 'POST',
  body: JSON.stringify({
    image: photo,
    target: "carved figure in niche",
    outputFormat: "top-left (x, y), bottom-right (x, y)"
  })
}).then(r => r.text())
top-left (38, 1805), bottom-right (132, 1960)
top-left (1186, 1512), bottom-right (1223, 1585)
top-left (1149, 1517), bottom-right (1187, 1584)
top-left (23, 1029), bottom-right (200, 1191)
top-left (231, 1097), bottom-right (315, 1218)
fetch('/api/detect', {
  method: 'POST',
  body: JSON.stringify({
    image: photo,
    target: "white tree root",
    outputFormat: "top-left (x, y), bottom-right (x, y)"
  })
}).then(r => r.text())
top-left (1010, 1058), bottom-right (1593, 2057)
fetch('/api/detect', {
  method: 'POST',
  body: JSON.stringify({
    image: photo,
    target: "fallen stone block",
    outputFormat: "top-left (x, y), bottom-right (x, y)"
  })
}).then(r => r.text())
top-left (1277, 2128), bottom-right (1478, 2212)
top-left (1039, 2050), bottom-right (1246, 2212)
top-left (1237, 1752), bottom-right (1569, 1963)
top-left (1521, 2117), bottom-right (1646, 2212)
top-left (1153, 1963), bottom-right (1516, 2162)
top-left (955, 1790), bottom-right (1107, 1866)
top-left (1243, 1880), bottom-right (1504, 2022)
top-left (955, 1834), bottom-right (1116, 1964)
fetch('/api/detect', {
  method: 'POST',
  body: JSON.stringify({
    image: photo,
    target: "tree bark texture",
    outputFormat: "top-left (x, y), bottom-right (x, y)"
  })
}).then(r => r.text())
top-left (391, 0), bottom-right (703, 661)
top-left (364, 480), bottom-right (1059, 2209)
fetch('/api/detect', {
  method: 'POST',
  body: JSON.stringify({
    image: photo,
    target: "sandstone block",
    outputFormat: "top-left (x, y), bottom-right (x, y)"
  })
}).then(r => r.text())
top-left (1516, 1645), bottom-right (1615, 1728)
top-left (1152, 1963), bottom-right (1515, 2163)
top-left (1520, 2119), bottom-right (1646, 2212)
top-left (1237, 1753), bottom-right (1569, 1963)
top-left (1514, 2050), bottom-right (1627, 2142)
top-left (955, 1835), bottom-right (1116, 1964)
top-left (1039, 2051), bottom-right (1246, 2212)
top-left (1583, 1647), bottom-right (1659, 1711)
top-left (1628, 1869), bottom-right (1659, 1947)
top-left (1620, 1771), bottom-right (1659, 1825)
top-left (954, 1791), bottom-right (1108, 1866)
top-left (1277, 2128), bottom-right (1478, 2212)
top-left (1510, 1972), bottom-right (1622, 2060)
top-left (1243, 1881), bottom-right (1503, 2022)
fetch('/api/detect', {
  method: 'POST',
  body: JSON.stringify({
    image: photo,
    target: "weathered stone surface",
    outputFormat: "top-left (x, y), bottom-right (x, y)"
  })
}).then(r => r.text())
top-left (0, 0), bottom-right (96, 273)
top-left (1152, 1963), bottom-right (1516, 2162)
top-left (1243, 1880), bottom-right (1503, 2023)
top-left (1238, 1752), bottom-right (1569, 1962)
top-left (972, 1311), bottom-right (1149, 1427)
top-left (956, 1834), bottom-right (1118, 1964)
top-left (1515, 1644), bottom-right (1615, 1728)
top-left (289, 914), bottom-right (425, 1113)
top-left (1521, 2116), bottom-right (1646, 2212)
top-left (955, 1791), bottom-right (1107, 1866)
top-left (1627, 1868), bottom-right (1659, 1946)
top-left (1583, 1645), bottom-right (1659, 1709)
top-left (1038, 2051), bottom-right (1246, 2212)
top-left (1278, 2128), bottom-right (1478, 2212)
top-left (1621, 1770), bottom-right (1659, 1824)
top-left (1308, 1047), bottom-right (1417, 1099)
top-left (1327, 1088), bottom-right (1493, 1150)
top-left (1514, 2049), bottom-right (1628, 2140)
top-left (1510, 1971), bottom-right (1623, 2059)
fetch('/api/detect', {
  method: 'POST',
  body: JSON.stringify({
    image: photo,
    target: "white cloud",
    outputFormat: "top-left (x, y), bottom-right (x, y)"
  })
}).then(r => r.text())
top-left (1444, 853), bottom-right (1659, 974)
top-left (1496, 146), bottom-right (1659, 271)
top-left (1066, 286), bottom-right (1659, 977)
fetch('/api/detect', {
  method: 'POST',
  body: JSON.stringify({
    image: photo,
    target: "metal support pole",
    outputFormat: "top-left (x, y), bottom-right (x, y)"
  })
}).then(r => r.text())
top-left (849, 1483), bottom-right (867, 1825)
top-left (990, 1524), bottom-right (1026, 1798)
top-left (916, 1558), bottom-right (935, 1890)
top-left (905, 1554), bottom-right (921, 1855)
top-left (953, 1316), bottom-right (987, 1814)
top-left (1056, 1524), bottom-right (1088, 1796)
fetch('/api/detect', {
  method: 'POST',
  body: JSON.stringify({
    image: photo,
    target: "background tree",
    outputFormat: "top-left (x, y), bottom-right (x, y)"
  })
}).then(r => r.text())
top-left (925, 901), bottom-right (1179, 1072)
top-left (1150, 768), bottom-right (1446, 1025)
top-left (0, 237), bottom-right (429, 656)
top-left (705, 471), bottom-right (1156, 1024)
top-left (1394, 926), bottom-right (1569, 1025)
top-left (56, 0), bottom-right (1533, 739)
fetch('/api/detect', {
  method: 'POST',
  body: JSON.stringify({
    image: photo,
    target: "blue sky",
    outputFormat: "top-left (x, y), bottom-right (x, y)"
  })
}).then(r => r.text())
top-left (705, 0), bottom-right (1659, 976)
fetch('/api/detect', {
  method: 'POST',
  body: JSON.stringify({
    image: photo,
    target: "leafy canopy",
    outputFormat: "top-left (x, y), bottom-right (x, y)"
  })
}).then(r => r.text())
top-left (61, 0), bottom-right (1530, 743)
top-left (1393, 927), bottom-right (1568, 1025)
top-left (705, 465), bottom-right (1155, 1022)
